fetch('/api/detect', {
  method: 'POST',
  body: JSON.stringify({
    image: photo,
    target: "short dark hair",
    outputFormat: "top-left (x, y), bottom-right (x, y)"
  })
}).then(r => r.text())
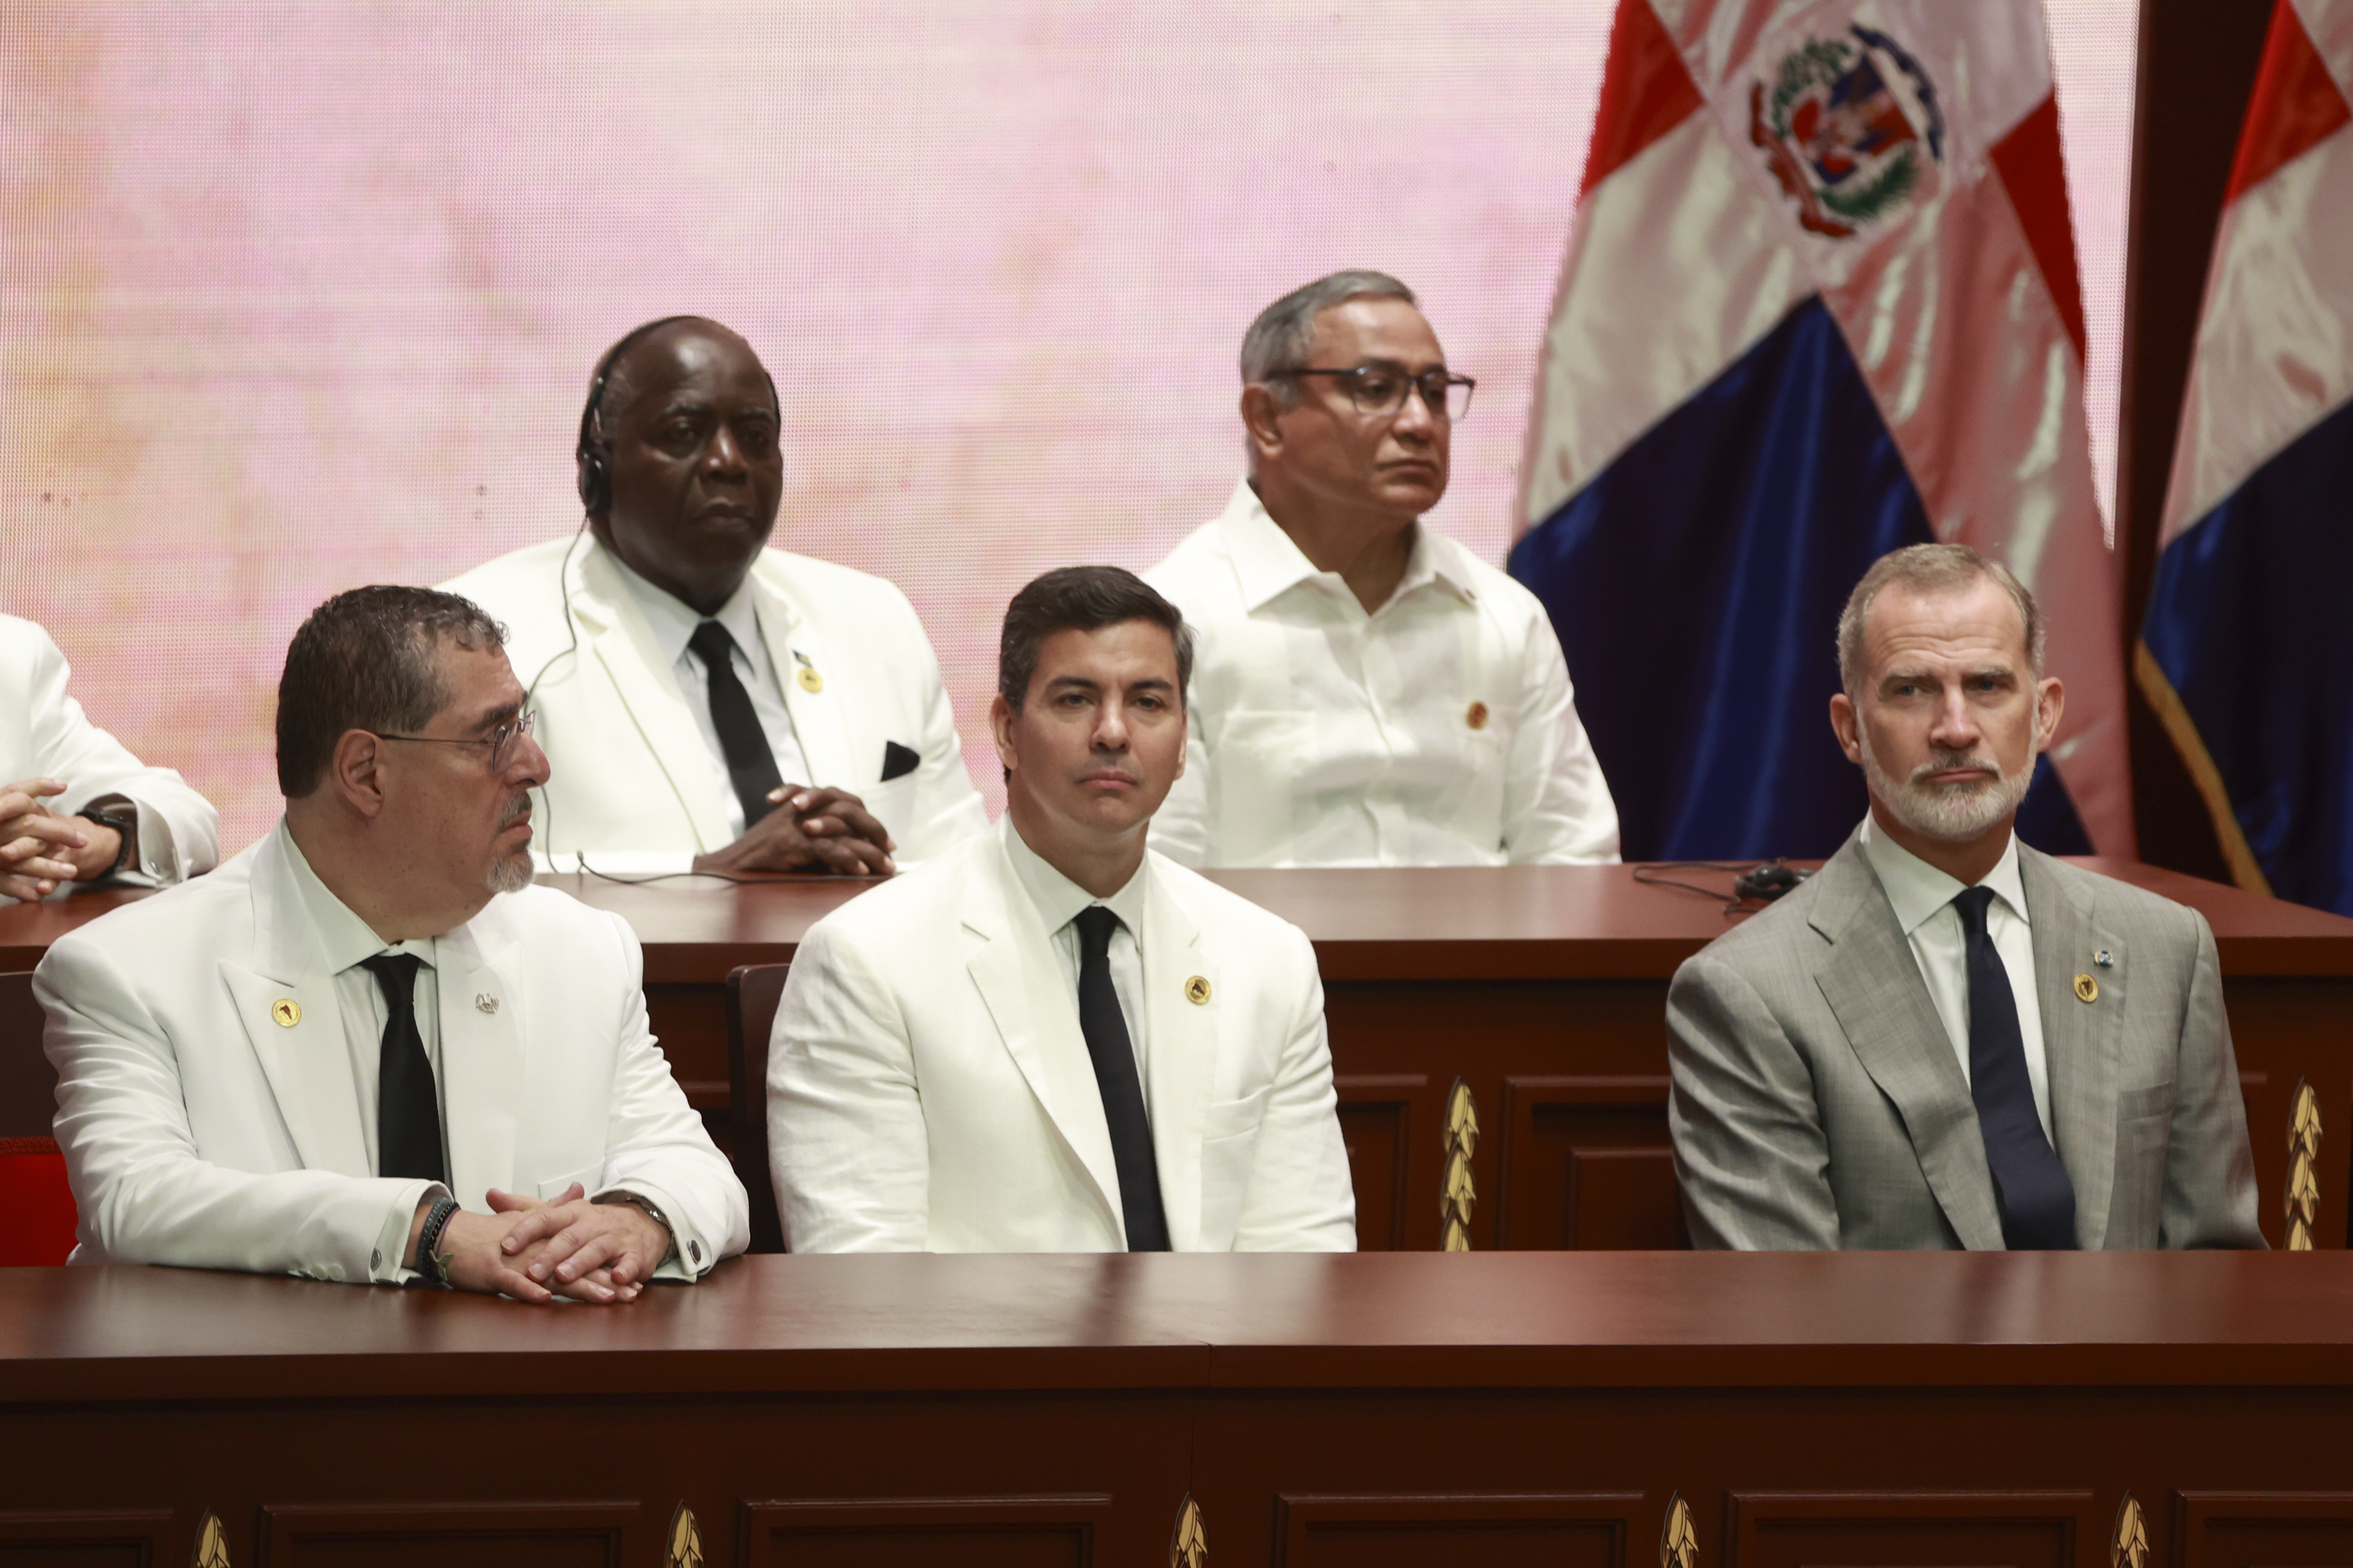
top-left (998, 566), bottom-right (1193, 711)
top-left (276, 586), bottom-right (507, 797)
top-left (1836, 543), bottom-right (2044, 695)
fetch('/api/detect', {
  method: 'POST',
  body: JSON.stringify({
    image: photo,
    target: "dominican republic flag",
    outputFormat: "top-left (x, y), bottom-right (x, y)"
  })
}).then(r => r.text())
top-left (2142, 0), bottom-right (2353, 913)
top-left (1512, 0), bottom-right (2134, 862)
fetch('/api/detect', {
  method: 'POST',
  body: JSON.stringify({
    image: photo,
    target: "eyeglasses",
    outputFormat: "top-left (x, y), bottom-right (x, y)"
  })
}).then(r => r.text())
top-left (1276, 364), bottom-right (1476, 422)
top-left (376, 708), bottom-right (537, 773)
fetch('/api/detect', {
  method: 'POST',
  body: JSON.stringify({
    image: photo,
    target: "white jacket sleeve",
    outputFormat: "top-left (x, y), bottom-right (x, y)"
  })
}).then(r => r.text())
top-left (1500, 612), bottom-right (1619, 865)
top-left (14, 620), bottom-right (220, 885)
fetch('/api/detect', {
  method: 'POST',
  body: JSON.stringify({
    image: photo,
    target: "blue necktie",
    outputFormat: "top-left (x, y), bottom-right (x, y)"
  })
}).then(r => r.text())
top-left (1951, 886), bottom-right (2075, 1250)
top-left (1073, 906), bottom-right (1169, 1251)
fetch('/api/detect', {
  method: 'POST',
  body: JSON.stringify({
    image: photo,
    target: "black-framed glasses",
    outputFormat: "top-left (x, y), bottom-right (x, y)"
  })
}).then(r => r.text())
top-left (1277, 364), bottom-right (1475, 422)
top-left (376, 708), bottom-right (537, 773)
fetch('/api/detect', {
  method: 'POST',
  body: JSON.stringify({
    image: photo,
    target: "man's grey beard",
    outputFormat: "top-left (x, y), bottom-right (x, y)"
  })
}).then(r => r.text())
top-left (486, 793), bottom-right (534, 894)
top-left (1858, 730), bottom-right (2034, 842)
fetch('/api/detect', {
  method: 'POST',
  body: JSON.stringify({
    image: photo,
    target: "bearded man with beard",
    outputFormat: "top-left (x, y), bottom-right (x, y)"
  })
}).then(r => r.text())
top-left (36, 587), bottom-right (746, 1296)
top-left (1665, 545), bottom-right (2263, 1251)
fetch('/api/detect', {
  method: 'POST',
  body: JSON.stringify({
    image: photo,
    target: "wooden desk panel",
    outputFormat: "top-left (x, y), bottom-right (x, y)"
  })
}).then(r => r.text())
top-left (8, 863), bottom-right (2352, 1252)
top-left (6, 1253), bottom-right (2353, 1567)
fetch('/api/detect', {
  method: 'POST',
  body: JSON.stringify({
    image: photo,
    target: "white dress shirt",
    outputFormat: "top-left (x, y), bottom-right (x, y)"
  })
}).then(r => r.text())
top-left (1143, 480), bottom-right (1620, 868)
top-left (1858, 816), bottom-right (2052, 1139)
top-left (608, 553), bottom-right (811, 842)
top-left (280, 829), bottom-right (452, 1282)
top-left (1000, 816), bottom-right (1152, 1103)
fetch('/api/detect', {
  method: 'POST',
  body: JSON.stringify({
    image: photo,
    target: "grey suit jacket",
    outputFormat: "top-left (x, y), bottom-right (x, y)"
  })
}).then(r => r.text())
top-left (1667, 832), bottom-right (2264, 1250)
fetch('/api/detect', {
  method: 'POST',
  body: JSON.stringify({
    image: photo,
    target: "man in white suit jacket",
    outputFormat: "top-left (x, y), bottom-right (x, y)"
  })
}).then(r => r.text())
top-left (771, 567), bottom-right (1356, 1252)
top-left (37, 587), bottom-right (748, 1299)
top-left (1, 612), bottom-right (220, 901)
top-left (444, 317), bottom-right (985, 875)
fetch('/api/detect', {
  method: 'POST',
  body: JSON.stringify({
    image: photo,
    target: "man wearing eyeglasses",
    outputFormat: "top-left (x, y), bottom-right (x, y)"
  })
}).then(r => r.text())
top-left (1143, 271), bottom-right (1620, 868)
top-left (35, 587), bottom-right (749, 1298)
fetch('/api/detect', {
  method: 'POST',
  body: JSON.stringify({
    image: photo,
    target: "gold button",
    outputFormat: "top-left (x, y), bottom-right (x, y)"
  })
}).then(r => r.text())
top-left (1466, 701), bottom-right (1489, 731)
top-left (2072, 973), bottom-right (2098, 1003)
top-left (797, 665), bottom-right (824, 694)
top-left (271, 998), bottom-right (302, 1028)
top-left (1185, 975), bottom-right (1212, 1005)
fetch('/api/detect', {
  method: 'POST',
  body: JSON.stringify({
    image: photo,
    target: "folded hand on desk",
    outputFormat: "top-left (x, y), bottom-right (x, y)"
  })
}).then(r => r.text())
top-left (0, 777), bottom-right (118, 902)
top-left (692, 783), bottom-right (898, 876)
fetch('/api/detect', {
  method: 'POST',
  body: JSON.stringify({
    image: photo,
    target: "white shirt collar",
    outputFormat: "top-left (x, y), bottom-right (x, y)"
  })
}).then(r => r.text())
top-left (275, 819), bottom-right (439, 974)
top-left (999, 813), bottom-right (1151, 940)
top-left (1215, 479), bottom-right (1477, 615)
top-left (604, 544), bottom-right (765, 671)
top-left (1858, 813), bottom-right (2030, 937)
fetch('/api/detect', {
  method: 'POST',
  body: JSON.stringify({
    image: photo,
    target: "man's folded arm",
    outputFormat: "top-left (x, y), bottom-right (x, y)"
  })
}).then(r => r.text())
top-left (1666, 952), bottom-right (1841, 1251)
top-left (1502, 615), bottom-right (1619, 866)
top-left (1232, 929), bottom-right (1357, 1252)
top-left (27, 630), bottom-right (220, 884)
top-left (766, 921), bottom-right (933, 1252)
top-left (36, 944), bottom-right (428, 1282)
top-left (589, 914), bottom-right (751, 1278)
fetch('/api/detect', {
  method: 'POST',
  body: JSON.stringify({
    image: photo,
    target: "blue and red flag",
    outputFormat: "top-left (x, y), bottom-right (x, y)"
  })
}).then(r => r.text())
top-left (1512, 0), bottom-right (2134, 861)
top-left (2141, 0), bottom-right (2353, 912)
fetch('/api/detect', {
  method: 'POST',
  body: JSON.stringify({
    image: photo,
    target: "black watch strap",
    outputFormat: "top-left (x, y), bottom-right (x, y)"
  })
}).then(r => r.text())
top-left (80, 803), bottom-right (138, 877)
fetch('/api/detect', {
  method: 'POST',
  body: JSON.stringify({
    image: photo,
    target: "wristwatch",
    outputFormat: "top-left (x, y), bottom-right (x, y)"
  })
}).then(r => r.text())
top-left (77, 801), bottom-right (139, 879)
top-left (592, 1189), bottom-right (682, 1266)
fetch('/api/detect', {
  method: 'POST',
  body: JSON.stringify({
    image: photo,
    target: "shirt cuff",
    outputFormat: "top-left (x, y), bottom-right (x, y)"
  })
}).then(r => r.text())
top-left (591, 1181), bottom-right (707, 1280)
top-left (373, 1180), bottom-right (450, 1284)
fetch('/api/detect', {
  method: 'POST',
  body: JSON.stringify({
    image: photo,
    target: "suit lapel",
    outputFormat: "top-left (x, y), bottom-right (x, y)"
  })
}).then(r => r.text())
top-left (1140, 865), bottom-right (1217, 1252)
top-left (574, 543), bottom-right (734, 849)
top-left (1809, 839), bottom-right (2007, 1250)
top-left (221, 831), bottom-right (370, 1178)
top-left (753, 559), bottom-right (857, 791)
top-left (961, 836), bottom-right (1123, 1228)
top-left (2021, 849), bottom-right (2121, 1249)
top-left (432, 919), bottom-right (523, 1210)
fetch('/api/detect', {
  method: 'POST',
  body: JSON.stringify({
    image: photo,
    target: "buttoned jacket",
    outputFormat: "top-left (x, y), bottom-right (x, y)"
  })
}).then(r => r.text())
top-left (35, 824), bottom-right (749, 1282)
top-left (1667, 832), bottom-right (2263, 1250)
top-left (769, 821), bottom-right (1357, 1253)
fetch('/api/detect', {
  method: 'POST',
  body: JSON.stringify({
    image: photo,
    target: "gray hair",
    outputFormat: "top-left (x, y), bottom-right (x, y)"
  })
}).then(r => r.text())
top-left (1240, 269), bottom-right (1419, 406)
top-left (1836, 543), bottom-right (2045, 695)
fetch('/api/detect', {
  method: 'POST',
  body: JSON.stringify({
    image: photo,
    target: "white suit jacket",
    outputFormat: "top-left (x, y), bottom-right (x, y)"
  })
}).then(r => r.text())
top-left (0, 613), bottom-right (219, 885)
top-left (441, 535), bottom-right (987, 865)
top-left (35, 822), bottom-right (750, 1283)
top-left (769, 820), bottom-right (1357, 1252)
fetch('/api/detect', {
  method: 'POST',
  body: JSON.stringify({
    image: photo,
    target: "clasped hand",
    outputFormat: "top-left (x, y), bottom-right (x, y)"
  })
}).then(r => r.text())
top-left (413, 1183), bottom-right (672, 1304)
top-left (0, 778), bottom-right (120, 903)
top-left (692, 783), bottom-right (897, 876)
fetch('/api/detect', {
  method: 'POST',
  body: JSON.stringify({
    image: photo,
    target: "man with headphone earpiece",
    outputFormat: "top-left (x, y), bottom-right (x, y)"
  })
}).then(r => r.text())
top-left (443, 316), bottom-right (988, 874)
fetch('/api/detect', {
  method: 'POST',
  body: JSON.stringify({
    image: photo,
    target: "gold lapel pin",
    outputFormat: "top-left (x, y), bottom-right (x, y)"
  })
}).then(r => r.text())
top-left (475, 993), bottom-right (499, 1015)
top-left (1184, 975), bottom-right (1212, 1005)
top-left (270, 998), bottom-right (302, 1028)
top-left (1466, 700), bottom-right (1490, 731)
top-left (793, 651), bottom-right (824, 693)
top-left (2073, 973), bottom-right (2099, 1003)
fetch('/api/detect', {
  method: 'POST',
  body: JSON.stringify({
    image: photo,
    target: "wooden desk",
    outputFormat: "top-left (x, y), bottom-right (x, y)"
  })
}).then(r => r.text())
top-left (5, 1252), bottom-right (2353, 1566)
top-left (9, 862), bottom-right (2352, 1251)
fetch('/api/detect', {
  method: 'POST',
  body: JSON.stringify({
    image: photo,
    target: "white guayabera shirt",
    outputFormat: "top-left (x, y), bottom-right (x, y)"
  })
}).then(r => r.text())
top-left (1143, 481), bottom-right (1620, 869)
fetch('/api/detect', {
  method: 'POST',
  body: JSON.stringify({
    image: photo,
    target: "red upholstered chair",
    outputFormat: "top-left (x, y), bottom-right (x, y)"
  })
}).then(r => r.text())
top-left (0, 970), bottom-right (77, 1265)
top-left (724, 963), bottom-right (792, 1254)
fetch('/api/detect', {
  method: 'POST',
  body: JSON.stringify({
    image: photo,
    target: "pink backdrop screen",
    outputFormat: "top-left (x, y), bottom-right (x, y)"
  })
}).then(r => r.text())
top-left (1, 2), bottom-right (2133, 849)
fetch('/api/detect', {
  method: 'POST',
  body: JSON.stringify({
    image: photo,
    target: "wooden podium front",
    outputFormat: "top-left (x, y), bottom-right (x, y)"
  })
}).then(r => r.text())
top-left (4, 1251), bottom-right (2353, 1567)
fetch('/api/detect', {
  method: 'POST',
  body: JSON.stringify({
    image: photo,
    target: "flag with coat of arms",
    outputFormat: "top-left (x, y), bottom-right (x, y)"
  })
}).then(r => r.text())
top-left (2140, 0), bottom-right (2353, 914)
top-left (1511, 0), bottom-right (2134, 862)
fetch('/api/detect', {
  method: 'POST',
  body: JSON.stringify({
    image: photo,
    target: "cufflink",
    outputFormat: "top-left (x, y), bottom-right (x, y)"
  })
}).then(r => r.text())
top-left (689, 1239), bottom-right (703, 1265)
top-left (371, 1248), bottom-right (382, 1272)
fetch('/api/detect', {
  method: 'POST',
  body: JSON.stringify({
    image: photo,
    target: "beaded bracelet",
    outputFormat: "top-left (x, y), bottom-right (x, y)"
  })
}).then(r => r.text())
top-left (417, 1196), bottom-right (459, 1287)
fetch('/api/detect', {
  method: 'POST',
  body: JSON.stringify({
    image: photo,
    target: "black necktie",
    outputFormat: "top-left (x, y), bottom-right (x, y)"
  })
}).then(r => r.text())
top-left (1072, 906), bottom-right (1169, 1252)
top-left (687, 620), bottom-right (785, 831)
top-left (360, 953), bottom-right (446, 1185)
top-left (1951, 886), bottom-right (2076, 1250)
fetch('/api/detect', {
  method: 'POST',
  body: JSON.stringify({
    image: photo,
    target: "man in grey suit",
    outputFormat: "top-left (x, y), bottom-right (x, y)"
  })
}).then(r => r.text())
top-left (1668, 544), bottom-right (2263, 1250)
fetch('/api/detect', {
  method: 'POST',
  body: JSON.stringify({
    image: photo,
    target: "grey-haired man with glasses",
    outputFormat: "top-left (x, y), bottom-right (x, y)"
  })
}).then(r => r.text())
top-left (1143, 270), bottom-right (1620, 868)
top-left (36, 586), bottom-right (747, 1300)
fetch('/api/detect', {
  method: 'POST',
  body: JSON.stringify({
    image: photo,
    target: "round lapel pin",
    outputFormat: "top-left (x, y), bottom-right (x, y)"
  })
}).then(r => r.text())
top-left (475, 993), bottom-right (500, 1015)
top-left (1184, 975), bottom-right (1212, 1005)
top-left (2072, 973), bottom-right (2099, 1003)
top-left (270, 998), bottom-right (302, 1028)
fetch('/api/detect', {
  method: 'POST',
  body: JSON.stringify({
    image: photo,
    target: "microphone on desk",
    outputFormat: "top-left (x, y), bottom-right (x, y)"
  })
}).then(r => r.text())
top-left (1733, 860), bottom-right (1806, 902)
